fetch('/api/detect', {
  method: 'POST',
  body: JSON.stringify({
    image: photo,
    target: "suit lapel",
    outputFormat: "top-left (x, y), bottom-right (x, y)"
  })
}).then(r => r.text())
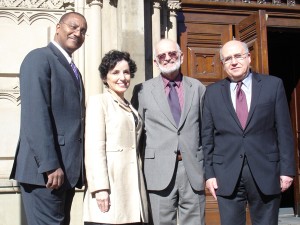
top-left (246, 73), bottom-right (262, 128)
top-left (48, 43), bottom-right (81, 91)
top-left (178, 77), bottom-right (194, 128)
top-left (151, 76), bottom-right (178, 128)
top-left (221, 78), bottom-right (242, 129)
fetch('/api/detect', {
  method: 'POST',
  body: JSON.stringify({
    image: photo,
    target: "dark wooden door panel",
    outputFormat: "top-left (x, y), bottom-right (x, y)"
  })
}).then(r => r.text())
top-left (235, 10), bottom-right (269, 74)
top-left (179, 22), bottom-right (232, 85)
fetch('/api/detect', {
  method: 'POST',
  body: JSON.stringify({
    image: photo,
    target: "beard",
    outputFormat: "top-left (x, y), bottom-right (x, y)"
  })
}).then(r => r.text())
top-left (157, 58), bottom-right (181, 75)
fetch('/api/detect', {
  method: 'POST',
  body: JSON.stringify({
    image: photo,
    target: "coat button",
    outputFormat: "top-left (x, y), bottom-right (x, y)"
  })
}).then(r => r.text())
top-left (240, 154), bottom-right (244, 158)
top-left (177, 131), bottom-right (180, 135)
top-left (78, 138), bottom-right (82, 143)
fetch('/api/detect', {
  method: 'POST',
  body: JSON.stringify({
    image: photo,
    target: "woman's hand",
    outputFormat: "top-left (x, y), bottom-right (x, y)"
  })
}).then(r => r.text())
top-left (95, 190), bottom-right (111, 212)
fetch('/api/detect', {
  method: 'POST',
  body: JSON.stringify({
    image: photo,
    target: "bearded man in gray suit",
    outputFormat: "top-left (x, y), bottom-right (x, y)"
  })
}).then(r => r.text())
top-left (132, 39), bottom-right (206, 225)
top-left (10, 12), bottom-right (87, 225)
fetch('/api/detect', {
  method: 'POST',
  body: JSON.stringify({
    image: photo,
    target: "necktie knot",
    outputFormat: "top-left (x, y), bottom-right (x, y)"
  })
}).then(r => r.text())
top-left (169, 81), bottom-right (177, 88)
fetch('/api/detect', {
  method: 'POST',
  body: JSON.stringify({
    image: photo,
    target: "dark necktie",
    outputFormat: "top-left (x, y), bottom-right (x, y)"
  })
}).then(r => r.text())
top-left (168, 81), bottom-right (181, 126)
top-left (236, 81), bottom-right (248, 129)
top-left (70, 61), bottom-right (80, 81)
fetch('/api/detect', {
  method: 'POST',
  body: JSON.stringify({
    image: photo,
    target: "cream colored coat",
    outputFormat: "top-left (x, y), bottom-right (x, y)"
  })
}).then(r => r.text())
top-left (83, 90), bottom-right (148, 224)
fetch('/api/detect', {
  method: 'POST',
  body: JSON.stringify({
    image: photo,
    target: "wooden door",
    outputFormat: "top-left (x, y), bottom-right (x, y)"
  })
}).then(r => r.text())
top-left (235, 10), bottom-right (269, 74)
top-left (289, 72), bottom-right (300, 216)
top-left (179, 22), bottom-right (232, 86)
top-left (179, 10), bottom-right (270, 225)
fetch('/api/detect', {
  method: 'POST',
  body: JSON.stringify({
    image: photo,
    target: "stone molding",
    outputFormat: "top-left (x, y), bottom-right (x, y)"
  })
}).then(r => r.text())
top-left (167, 0), bottom-right (181, 10)
top-left (0, 0), bottom-right (67, 9)
top-left (0, 86), bottom-right (20, 105)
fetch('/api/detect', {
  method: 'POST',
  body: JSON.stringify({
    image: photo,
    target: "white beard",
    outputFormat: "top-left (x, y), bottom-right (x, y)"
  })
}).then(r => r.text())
top-left (157, 58), bottom-right (181, 75)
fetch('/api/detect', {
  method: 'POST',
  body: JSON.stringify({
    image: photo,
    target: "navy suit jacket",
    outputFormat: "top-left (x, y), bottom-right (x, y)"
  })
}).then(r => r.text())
top-left (10, 42), bottom-right (85, 190)
top-left (202, 72), bottom-right (295, 196)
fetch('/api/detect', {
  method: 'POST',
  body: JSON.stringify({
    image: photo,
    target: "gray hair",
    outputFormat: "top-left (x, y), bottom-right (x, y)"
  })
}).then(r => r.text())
top-left (153, 39), bottom-right (181, 58)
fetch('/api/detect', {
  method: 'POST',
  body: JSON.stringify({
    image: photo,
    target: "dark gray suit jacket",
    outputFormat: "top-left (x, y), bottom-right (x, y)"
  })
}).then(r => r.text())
top-left (202, 72), bottom-right (295, 196)
top-left (132, 75), bottom-right (206, 191)
top-left (10, 42), bottom-right (85, 190)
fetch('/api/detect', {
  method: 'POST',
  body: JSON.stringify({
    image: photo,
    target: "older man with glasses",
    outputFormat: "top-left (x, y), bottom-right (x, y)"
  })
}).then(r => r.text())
top-left (132, 38), bottom-right (206, 225)
top-left (202, 40), bottom-right (295, 225)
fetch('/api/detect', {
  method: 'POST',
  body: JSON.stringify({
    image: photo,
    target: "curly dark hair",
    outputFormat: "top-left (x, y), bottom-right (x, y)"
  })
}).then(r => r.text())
top-left (99, 50), bottom-right (137, 86)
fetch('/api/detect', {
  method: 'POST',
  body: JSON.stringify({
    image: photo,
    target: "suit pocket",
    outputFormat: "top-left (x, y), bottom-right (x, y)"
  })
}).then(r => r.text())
top-left (213, 154), bottom-right (224, 164)
top-left (144, 148), bottom-right (155, 159)
top-left (267, 152), bottom-right (279, 162)
top-left (58, 135), bottom-right (65, 146)
top-left (106, 145), bottom-right (124, 152)
top-left (196, 152), bottom-right (204, 162)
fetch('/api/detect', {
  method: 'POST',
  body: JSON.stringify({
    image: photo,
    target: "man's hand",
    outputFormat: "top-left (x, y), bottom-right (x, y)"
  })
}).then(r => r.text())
top-left (46, 168), bottom-right (64, 189)
top-left (206, 178), bottom-right (218, 200)
top-left (95, 190), bottom-right (111, 212)
top-left (280, 175), bottom-right (293, 192)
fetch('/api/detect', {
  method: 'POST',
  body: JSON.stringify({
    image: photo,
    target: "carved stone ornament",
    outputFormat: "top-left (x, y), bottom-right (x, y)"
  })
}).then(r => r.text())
top-left (0, 83), bottom-right (20, 105)
top-left (0, 0), bottom-right (65, 9)
top-left (167, 0), bottom-right (181, 10)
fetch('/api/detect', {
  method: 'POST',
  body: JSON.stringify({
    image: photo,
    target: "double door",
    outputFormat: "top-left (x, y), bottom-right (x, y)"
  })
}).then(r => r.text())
top-left (178, 8), bottom-right (300, 224)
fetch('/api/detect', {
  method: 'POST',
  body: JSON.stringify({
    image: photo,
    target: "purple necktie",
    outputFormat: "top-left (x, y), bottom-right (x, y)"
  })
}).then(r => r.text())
top-left (236, 81), bottom-right (248, 129)
top-left (168, 81), bottom-right (181, 126)
top-left (70, 61), bottom-right (80, 81)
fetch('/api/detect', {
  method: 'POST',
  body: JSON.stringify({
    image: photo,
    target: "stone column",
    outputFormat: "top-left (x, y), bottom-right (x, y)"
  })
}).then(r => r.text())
top-left (167, 0), bottom-right (181, 42)
top-left (73, 0), bottom-right (85, 84)
top-left (86, 0), bottom-right (103, 97)
top-left (152, 0), bottom-right (162, 77)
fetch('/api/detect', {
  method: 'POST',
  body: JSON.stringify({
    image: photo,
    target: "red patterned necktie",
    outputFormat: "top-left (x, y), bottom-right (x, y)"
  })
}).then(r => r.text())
top-left (236, 81), bottom-right (248, 129)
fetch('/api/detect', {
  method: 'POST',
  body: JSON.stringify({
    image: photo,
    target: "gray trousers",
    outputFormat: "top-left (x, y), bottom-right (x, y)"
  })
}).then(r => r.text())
top-left (148, 161), bottom-right (205, 225)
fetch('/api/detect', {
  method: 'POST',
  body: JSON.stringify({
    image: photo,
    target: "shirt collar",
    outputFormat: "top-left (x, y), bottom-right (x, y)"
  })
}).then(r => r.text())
top-left (51, 40), bottom-right (72, 64)
top-left (161, 73), bottom-right (183, 88)
top-left (230, 72), bottom-right (252, 92)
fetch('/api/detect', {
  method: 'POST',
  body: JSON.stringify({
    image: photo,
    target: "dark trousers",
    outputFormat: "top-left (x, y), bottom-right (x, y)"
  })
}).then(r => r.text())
top-left (84, 223), bottom-right (144, 225)
top-left (217, 158), bottom-right (281, 225)
top-left (20, 183), bottom-right (75, 225)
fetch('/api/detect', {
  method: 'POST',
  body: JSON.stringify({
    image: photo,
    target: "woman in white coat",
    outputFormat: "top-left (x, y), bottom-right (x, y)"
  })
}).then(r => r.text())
top-left (83, 50), bottom-right (148, 225)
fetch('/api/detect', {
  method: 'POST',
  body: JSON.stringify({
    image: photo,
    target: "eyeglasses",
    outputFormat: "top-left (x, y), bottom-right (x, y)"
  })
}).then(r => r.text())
top-left (156, 51), bottom-right (180, 62)
top-left (222, 52), bottom-right (249, 64)
top-left (60, 22), bottom-right (87, 36)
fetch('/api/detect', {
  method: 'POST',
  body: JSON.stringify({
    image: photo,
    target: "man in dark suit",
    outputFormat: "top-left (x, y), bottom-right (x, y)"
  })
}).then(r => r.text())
top-left (10, 12), bottom-right (87, 225)
top-left (202, 40), bottom-right (295, 225)
top-left (132, 39), bottom-right (206, 225)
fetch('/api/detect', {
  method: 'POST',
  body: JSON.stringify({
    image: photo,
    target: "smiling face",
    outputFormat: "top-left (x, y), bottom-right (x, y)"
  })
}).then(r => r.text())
top-left (104, 60), bottom-right (131, 99)
top-left (154, 39), bottom-right (183, 80)
top-left (221, 40), bottom-right (251, 82)
top-left (54, 13), bottom-right (87, 56)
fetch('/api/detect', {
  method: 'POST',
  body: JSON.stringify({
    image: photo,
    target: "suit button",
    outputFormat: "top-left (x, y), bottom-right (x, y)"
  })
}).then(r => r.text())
top-left (243, 134), bottom-right (246, 138)
top-left (177, 131), bottom-right (180, 135)
top-left (78, 138), bottom-right (82, 143)
top-left (240, 154), bottom-right (243, 158)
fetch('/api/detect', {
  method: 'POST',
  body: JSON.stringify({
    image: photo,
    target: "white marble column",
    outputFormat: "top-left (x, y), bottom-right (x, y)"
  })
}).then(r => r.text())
top-left (72, 0), bottom-right (85, 86)
top-left (167, 0), bottom-right (181, 42)
top-left (85, 0), bottom-right (103, 97)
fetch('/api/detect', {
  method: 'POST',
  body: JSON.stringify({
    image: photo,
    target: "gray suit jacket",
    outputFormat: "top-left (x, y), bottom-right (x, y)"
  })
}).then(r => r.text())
top-left (132, 75), bottom-right (206, 191)
top-left (10, 42), bottom-right (85, 190)
top-left (202, 73), bottom-right (295, 196)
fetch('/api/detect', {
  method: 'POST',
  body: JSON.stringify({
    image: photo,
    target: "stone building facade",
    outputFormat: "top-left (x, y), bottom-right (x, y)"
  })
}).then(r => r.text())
top-left (0, 1), bottom-right (180, 224)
